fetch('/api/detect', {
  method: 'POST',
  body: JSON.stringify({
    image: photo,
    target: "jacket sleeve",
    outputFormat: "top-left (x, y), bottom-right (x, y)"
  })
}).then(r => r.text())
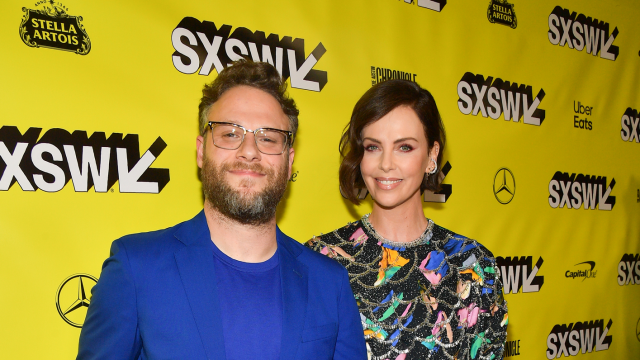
top-left (77, 239), bottom-right (142, 360)
top-left (333, 267), bottom-right (367, 360)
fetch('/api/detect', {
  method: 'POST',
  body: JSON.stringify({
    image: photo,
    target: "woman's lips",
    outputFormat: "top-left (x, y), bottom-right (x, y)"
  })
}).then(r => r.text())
top-left (375, 178), bottom-right (402, 190)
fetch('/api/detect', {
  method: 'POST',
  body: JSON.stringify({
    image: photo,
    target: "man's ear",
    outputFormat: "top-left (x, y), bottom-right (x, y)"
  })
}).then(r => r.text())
top-left (196, 135), bottom-right (205, 169)
top-left (287, 146), bottom-right (295, 178)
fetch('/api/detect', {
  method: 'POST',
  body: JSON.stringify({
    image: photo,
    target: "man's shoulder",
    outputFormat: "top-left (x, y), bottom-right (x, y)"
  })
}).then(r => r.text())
top-left (114, 213), bottom-right (202, 255)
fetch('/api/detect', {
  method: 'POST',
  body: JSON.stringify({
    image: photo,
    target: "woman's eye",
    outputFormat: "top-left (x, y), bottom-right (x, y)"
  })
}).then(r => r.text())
top-left (399, 144), bottom-right (413, 151)
top-left (365, 144), bottom-right (379, 151)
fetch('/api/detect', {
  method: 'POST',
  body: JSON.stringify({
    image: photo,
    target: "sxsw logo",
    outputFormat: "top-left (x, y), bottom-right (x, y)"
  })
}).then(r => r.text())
top-left (548, 6), bottom-right (619, 61)
top-left (171, 17), bottom-right (326, 92)
top-left (546, 319), bottom-right (613, 358)
top-left (620, 108), bottom-right (640, 143)
top-left (496, 256), bottom-right (544, 294)
top-left (617, 253), bottom-right (640, 286)
top-left (548, 171), bottom-right (615, 210)
top-left (398, 0), bottom-right (447, 13)
top-left (0, 126), bottom-right (169, 193)
top-left (423, 161), bottom-right (452, 203)
top-left (457, 72), bottom-right (546, 126)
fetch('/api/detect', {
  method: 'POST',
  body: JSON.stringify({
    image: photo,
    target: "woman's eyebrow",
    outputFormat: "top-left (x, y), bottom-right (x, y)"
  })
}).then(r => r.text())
top-left (394, 137), bottom-right (418, 143)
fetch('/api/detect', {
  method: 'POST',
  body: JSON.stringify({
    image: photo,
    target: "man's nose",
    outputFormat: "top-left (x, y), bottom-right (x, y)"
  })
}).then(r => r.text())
top-left (236, 132), bottom-right (261, 161)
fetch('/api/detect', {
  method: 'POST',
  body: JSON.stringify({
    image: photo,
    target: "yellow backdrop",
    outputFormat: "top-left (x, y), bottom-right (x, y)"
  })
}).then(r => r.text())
top-left (1, 0), bottom-right (639, 359)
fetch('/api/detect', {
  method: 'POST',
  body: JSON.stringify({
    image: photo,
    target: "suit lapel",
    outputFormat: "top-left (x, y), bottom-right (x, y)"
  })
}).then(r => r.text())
top-left (278, 228), bottom-right (309, 360)
top-left (174, 212), bottom-right (226, 360)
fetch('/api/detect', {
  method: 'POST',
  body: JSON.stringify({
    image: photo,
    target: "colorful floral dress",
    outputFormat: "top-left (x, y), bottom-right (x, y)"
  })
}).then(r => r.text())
top-left (306, 214), bottom-right (508, 360)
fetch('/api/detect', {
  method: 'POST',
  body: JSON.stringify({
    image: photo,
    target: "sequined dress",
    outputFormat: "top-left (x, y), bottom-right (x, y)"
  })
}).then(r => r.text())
top-left (306, 215), bottom-right (508, 360)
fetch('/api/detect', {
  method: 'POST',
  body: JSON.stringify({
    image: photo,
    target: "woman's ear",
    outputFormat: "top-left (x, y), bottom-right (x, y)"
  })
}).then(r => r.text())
top-left (430, 141), bottom-right (440, 159)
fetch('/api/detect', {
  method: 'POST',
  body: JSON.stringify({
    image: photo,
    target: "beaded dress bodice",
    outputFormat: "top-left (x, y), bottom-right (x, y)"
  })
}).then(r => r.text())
top-left (306, 215), bottom-right (508, 360)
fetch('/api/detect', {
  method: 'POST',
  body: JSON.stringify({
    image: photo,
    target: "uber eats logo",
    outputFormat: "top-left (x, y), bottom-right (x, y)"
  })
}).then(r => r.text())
top-left (620, 108), bottom-right (640, 143)
top-left (548, 172), bottom-right (615, 210)
top-left (0, 126), bottom-right (169, 193)
top-left (617, 254), bottom-right (640, 286)
top-left (457, 72), bottom-right (546, 126)
top-left (171, 17), bottom-right (326, 92)
top-left (548, 6), bottom-right (619, 61)
top-left (546, 319), bottom-right (613, 359)
top-left (496, 256), bottom-right (544, 294)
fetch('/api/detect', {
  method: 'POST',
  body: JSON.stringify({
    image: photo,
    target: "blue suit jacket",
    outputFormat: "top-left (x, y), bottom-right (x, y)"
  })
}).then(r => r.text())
top-left (78, 212), bottom-right (366, 360)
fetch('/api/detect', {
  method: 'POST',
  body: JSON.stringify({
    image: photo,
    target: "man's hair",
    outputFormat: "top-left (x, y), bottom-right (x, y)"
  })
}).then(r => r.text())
top-left (198, 59), bottom-right (299, 142)
top-left (339, 79), bottom-right (447, 205)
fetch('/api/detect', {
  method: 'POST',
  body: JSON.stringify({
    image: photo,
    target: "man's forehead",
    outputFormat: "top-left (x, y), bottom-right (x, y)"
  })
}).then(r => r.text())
top-left (209, 85), bottom-right (288, 128)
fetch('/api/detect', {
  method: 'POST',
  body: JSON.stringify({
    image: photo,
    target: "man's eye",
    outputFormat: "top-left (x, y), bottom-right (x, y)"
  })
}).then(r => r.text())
top-left (223, 132), bottom-right (239, 138)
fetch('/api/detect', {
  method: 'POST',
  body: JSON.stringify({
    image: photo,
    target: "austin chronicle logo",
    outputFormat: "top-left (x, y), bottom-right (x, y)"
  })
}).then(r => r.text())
top-left (494, 168), bottom-right (515, 204)
top-left (19, 1), bottom-right (91, 55)
top-left (55, 273), bottom-right (97, 327)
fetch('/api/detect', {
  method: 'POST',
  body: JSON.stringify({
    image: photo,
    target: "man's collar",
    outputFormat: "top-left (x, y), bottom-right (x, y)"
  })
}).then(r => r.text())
top-left (174, 210), bottom-right (303, 259)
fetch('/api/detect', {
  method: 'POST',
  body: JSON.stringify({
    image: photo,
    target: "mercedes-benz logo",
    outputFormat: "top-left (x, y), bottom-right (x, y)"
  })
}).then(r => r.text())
top-left (55, 273), bottom-right (98, 328)
top-left (493, 168), bottom-right (515, 204)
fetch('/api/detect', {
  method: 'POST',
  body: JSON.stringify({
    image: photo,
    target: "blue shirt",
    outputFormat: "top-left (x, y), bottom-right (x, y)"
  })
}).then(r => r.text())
top-left (210, 241), bottom-right (282, 360)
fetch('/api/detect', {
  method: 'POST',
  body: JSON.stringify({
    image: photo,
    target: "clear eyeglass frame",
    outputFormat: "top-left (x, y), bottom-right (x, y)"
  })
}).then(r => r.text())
top-left (206, 121), bottom-right (293, 155)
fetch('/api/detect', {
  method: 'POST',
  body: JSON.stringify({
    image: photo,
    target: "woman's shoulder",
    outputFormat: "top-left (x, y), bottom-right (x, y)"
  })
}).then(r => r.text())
top-left (430, 222), bottom-right (497, 263)
top-left (307, 218), bottom-right (363, 244)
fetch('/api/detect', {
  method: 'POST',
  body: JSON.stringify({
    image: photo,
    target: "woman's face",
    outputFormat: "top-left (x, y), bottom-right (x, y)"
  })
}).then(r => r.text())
top-left (360, 105), bottom-right (438, 210)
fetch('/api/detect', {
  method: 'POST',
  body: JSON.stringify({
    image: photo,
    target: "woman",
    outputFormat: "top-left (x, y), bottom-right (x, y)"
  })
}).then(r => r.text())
top-left (307, 80), bottom-right (508, 360)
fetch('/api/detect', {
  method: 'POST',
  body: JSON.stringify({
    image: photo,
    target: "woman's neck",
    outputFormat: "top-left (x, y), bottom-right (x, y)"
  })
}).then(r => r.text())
top-left (368, 192), bottom-right (429, 243)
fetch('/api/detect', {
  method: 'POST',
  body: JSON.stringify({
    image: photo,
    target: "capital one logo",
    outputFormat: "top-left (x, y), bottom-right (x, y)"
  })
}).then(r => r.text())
top-left (457, 72), bottom-right (546, 126)
top-left (546, 319), bottom-right (612, 358)
top-left (0, 126), bottom-right (169, 193)
top-left (496, 256), bottom-right (544, 294)
top-left (171, 17), bottom-right (326, 92)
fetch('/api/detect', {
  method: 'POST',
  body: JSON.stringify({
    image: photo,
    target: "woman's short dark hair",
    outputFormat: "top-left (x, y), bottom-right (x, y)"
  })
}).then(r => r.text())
top-left (339, 79), bottom-right (447, 205)
top-left (198, 59), bottom-right (299, 141)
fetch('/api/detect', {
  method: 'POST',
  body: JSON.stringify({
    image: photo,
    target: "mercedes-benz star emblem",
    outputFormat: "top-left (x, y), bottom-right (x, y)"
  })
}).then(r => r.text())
top-left (55, 273), bottom-right (98, 328)
top-left (493, 168), bottom-right (515, 204)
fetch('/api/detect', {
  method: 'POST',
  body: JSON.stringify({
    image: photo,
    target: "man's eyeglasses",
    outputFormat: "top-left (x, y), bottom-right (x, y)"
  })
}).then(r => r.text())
top-left (205, 121), bottom-right (293, 155)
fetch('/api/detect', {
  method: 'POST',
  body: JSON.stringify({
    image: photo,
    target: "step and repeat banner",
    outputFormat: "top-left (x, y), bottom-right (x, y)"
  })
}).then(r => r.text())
top-left (1, 0), bottom-right (639, 358)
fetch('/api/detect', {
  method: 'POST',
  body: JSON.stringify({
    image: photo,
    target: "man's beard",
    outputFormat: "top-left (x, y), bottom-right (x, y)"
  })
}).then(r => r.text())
top-left (201, 156), bottom-right (289, 226)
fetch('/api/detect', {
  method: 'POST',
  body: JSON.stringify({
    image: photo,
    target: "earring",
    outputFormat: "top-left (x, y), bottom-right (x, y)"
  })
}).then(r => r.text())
top-left (428, 157), bottom-right (438, 175)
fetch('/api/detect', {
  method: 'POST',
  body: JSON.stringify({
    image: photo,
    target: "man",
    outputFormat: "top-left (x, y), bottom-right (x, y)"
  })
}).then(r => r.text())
top-left (78, 60), bottom-right (367, 360)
